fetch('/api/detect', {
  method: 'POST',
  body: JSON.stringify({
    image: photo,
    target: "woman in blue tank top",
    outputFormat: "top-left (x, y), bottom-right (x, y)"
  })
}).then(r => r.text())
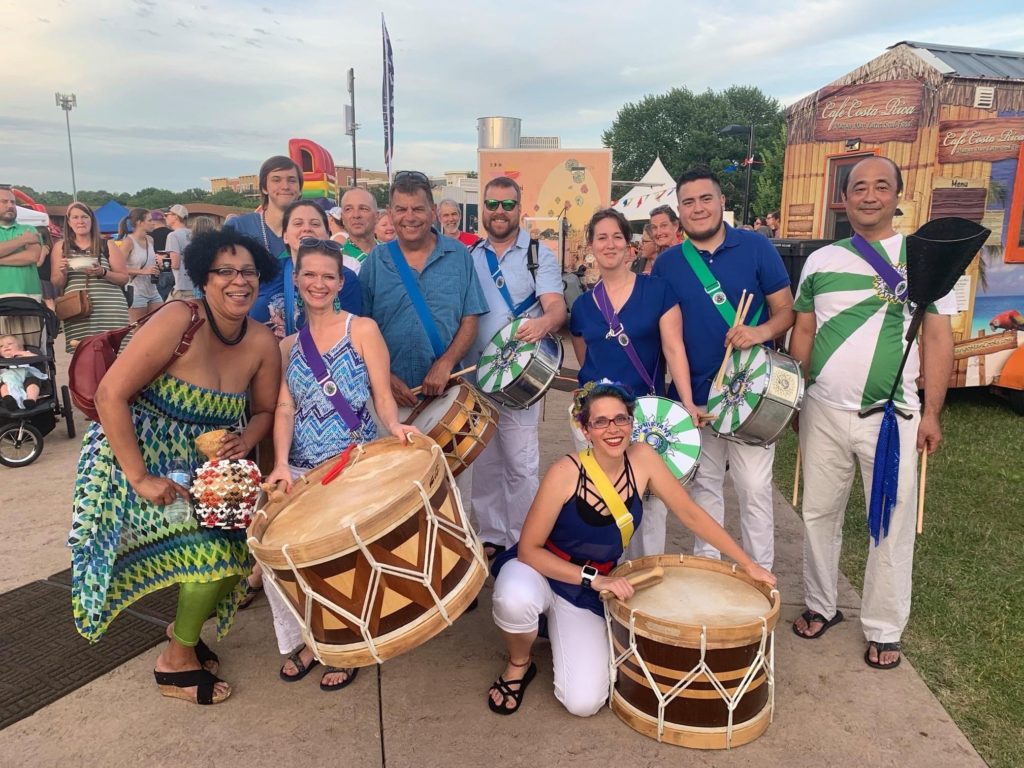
top-left (487, 382), bottom-right (776, 717)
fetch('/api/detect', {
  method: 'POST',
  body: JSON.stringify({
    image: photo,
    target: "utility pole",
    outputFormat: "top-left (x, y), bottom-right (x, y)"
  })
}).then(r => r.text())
top-left (346, 69), bottom-right (358, 189)
top-left (55, 92), bottom-right (78, 201)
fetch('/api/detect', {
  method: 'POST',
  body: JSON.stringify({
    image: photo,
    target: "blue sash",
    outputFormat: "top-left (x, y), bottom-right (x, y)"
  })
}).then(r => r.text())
top-left (849, 234), bottom-right (908, 302)
top-left (298, 325), bottom-right (361, 430)
top-left (482, 245), bottom-right (536, 317)
top-left (281, 254), bottom-right (297, 336)
top-left (388, 240), bottom-right (446, 358)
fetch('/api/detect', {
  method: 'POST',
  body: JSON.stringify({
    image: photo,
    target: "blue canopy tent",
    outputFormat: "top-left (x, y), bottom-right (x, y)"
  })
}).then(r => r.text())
top-left (94, 200), bottom-right (130, 235)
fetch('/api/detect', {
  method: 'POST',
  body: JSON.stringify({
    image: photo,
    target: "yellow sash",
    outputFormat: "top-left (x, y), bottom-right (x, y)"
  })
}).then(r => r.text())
top-left (578, 449), bottom-right (634, 550)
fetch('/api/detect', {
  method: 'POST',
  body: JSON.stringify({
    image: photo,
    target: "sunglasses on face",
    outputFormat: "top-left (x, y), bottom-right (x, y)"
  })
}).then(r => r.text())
top-left (587, 414), bottom-right (633, 430)
top-left (299, 237), bottom-right (343, 253)
top-left (484, 199), bottom-right (519, 212)
top-left (209, 267), bottom-right (260, 280)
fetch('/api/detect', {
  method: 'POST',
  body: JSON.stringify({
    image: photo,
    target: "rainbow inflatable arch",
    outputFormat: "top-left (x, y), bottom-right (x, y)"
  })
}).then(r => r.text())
top-left (288, 138), bottom-right (338, 203)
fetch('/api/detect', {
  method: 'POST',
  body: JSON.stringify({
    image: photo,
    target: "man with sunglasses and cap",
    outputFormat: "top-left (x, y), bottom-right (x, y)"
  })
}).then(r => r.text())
top-left (464, 176), bottom-right (566, 558)
top-left (360, 170), bottom-right (488, 408)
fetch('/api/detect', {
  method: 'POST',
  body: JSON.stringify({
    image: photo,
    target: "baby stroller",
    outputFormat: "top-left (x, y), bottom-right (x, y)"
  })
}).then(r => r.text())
top-left (0, 297), bottom-right (76, 467)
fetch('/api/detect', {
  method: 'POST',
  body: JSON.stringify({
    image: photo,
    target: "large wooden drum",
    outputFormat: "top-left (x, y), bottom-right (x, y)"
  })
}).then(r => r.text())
top-left (402, 380), bottom-right (498, 477)
top-left (606, 555), bottom-right (780, 749)
top-left (247, 436), bottom-right (487, 667)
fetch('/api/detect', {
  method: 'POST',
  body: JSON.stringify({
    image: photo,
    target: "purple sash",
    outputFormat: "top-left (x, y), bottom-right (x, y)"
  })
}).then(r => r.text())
top-left (850, 234), bottom-right (908, 302)
top-left (592, 280), bottom-right (657, 394)
top-left (298, 326), bottom-right (361, 430)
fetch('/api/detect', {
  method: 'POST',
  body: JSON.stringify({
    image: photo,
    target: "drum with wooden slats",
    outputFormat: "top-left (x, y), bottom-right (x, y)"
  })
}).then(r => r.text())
top-left (606, 555), bottom-right (780, 749)
top-left (247, 435), bottom-right (487, 667)
top-left (401, 380), bottom-right (498, 477)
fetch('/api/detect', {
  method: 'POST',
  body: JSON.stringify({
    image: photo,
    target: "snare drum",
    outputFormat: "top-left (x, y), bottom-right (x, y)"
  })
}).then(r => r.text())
top-left (707, 346), bottom-right (804, 446)
top-left (403, 381), bottom-right (498, 477)
top-left (606, 555), bottom-right (780, 749)
top-left (632, 396), bottom-right (701, 484)
top-left (247, 436), bottom-right (487, 667)
top-left (475, 318), bottom-right (563, 409)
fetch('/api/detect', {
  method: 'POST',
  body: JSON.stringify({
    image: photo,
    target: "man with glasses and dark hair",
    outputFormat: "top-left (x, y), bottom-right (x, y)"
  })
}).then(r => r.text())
top-left (652, 166), bottom-right (794, 572)
top-left (224, 155), bottom-right (303, 262)
top-left (464, 176), bottom-right (566, 558)
top-left (360, 171), bottom-right (488, 408)
top-left (649, 204), bottom-right (681, 254)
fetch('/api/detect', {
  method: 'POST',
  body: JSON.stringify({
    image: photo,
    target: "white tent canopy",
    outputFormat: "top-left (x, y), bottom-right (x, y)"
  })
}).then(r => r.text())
top-left (612, 156), bottom-right (677, 221)
top-left (16, 206), bottom-right (49, 228)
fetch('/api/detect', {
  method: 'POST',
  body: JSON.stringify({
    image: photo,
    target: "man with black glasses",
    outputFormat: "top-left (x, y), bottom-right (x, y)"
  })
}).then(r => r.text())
top-left (465, 176), bottom-right (565, 558)
top-left (360, 171), bottom-right (488, 407)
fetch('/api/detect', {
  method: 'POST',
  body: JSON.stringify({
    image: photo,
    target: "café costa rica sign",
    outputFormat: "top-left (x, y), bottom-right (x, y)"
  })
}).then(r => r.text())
top-left (812, 80), bottom-right (923, 143)
top-left (937, 118), bottom-right (1024, 164)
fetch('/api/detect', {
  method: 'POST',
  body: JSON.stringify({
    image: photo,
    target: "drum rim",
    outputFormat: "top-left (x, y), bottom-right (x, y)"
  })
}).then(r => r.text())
top-left (631, 396), bottom-right (702, 480)
top-left (476, 321), bottom-right (564, 395)
top-left (606, 554), bottom-right (780, 647)
top-left (708, 347), bottom-right (804, 442)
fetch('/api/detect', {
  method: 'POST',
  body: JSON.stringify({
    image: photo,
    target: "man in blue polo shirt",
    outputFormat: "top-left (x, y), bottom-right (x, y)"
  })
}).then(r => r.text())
top-left (653, 167), bottom-right (793, 570)
top-left (361, 171), bottom-right (488, 406)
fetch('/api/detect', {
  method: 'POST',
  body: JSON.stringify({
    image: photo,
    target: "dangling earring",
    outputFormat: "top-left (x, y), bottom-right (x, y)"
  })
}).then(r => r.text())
top-left (333, 295), bottom-right (342, 313)
top-left (295, 293), bottom-right (304, 311)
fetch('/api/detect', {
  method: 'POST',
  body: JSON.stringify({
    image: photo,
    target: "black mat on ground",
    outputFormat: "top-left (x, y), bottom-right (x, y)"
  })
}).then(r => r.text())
top-left (0, 570), bottom-right (178, 731)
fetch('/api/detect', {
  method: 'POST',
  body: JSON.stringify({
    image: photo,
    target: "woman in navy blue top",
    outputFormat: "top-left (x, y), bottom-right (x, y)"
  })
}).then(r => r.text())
top-left (487, 383), bottom-right (775, 717)
top-left (570, 209), bottom-right (699, 420)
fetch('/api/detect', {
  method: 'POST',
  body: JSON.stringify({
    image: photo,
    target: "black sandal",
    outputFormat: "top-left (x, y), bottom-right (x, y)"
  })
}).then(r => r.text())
top-left (793, 609), bottom-right (844, 639)
top-left (194, 638), bottom-right (219, 672)
top-left (154, 668), bottom-right (230, 705)
top-left (238, 578), bottom-right (263, 610)
top-left (864, 641), bottom-right (902, 670)
top-left (280, 646), bottom-right (320, 682)
top-left (482, 542), bottom-right (506, 560)
top-left (320, 666), bottom-right (359, 692)
top-left (487, 658), bottom-right (537, 715)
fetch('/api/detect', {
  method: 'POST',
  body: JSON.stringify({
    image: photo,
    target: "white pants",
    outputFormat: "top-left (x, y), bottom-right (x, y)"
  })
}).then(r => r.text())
top-left (799, 395), bottom-right (919, 643)
top-left (492, 559), bottom-right (609, 717)
top-left (265, 465), bottom-right (310, 655)
top-left (472, 402), bottom-right (541, 548)
top-left (568, 403), bottom-right (667, 558)
top-left (689, 417), bottom-right (776, 570)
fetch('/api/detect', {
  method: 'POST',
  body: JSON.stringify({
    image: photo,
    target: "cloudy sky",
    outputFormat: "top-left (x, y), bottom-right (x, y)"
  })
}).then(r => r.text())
top-left (3, 0), bottom-right (1024, 194)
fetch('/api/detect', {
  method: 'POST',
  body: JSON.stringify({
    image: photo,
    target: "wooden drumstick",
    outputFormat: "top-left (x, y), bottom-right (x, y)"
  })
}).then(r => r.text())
top-left (792, 443), bottom-right (801, 507)
top-left (259, 481), bottom-right (287, 505)
top-left (916, 449), bottom-right (928, 535)
top-left (408, 365), bottom-right (478, 396)
top-left (713, 290), bottom-right (753, 391)
top-left (599, 566), bottom-right (665, 601)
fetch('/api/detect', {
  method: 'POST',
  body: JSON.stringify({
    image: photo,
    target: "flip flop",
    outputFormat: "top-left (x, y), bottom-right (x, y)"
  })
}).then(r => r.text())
top-left (864, 641), bottom-right (902, 670)
top-left (793, 609), bottom-right (844, 639)
top-left (320, 666), bottom-right (359, 692)
top-left (279, 647), bottom-right (320, 682)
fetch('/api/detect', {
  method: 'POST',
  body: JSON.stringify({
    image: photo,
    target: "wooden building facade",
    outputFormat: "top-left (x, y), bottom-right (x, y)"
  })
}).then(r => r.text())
top-left (780, 41), bottom-right (1024, 403)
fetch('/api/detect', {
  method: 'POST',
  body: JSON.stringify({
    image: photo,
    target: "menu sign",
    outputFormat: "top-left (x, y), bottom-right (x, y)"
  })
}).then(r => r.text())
top-left (937, 118), bottom-right (1024, 163)
top-left (813, 81), bottom-right (923, 143)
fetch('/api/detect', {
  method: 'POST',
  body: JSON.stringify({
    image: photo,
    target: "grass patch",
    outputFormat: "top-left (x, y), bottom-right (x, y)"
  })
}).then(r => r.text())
top-left (775, 389), bottom-right (1024, 768)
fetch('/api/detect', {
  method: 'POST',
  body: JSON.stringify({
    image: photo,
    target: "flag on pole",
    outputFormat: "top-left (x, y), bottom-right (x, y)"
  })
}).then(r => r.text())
top-left (381, 14), bottom-right (395, 184)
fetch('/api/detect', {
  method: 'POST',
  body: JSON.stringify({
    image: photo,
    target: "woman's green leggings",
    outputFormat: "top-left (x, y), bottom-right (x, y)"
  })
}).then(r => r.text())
top-left (171, 575), bottom-right (241, 647)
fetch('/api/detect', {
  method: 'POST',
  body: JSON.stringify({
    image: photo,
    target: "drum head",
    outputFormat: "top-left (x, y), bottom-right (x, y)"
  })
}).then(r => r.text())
top-left (476, 319), bottom-right (537, 394)
top-left (261, 441), bottom-right (435, 549)
top-left (407, 386), bottom-right (462, 430)
top-left (632, 397), bottom-right (700, 481)
top-left (707, 346), bottom-right (770, 435)
top-left (628, 565), bottom-right (771, 627)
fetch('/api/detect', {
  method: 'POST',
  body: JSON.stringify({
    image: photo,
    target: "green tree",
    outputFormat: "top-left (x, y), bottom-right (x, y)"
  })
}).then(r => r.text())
top-left (127, 187), bottom-right (178, 209)
top-left (207, 189), bottom-right (255, 207)
top-left (369, 185), bottom-right (390, 210)
top-left (602, 85), bottom-right (785, 223)
top-left (180, 187), bottom-right (210, 203)
top-left (753, 123), bottom-right (786, 221)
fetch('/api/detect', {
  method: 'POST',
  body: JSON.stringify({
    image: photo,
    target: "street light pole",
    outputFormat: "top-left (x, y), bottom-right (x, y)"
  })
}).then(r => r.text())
top-left (347, 69), bottom-right (358, 189)
top-left (719, 123), bottom-right (756, 225)
top-left (55, 93), bottom-right (78, 201)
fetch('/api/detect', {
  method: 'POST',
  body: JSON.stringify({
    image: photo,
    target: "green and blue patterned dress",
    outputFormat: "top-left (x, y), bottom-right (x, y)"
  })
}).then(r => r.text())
top-left (69, 373), bottom-right (250, 642)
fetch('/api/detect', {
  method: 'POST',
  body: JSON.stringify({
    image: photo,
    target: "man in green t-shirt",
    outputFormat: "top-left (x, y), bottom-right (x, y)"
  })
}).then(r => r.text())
top-left (0, 187), bottom-right (43, 301)
top-left (339, 187), bottom-right (379, 274)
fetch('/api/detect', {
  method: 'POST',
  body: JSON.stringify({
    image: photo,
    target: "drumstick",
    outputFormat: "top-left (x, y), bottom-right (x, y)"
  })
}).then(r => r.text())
top-left (321, 444), bottom-right (356, 486)
top-left (259, 481), bottom-right (287, 505)
top-left (599, 566), bottom-right (665, 601)
top-left (713, 290), bottom-right (753, 390)
top-left (916, 449), bottom-right (928, 535)
top-left (792, 443), bottom-right (801, 507)
top-left (408, 365), bottom-right (478, 396)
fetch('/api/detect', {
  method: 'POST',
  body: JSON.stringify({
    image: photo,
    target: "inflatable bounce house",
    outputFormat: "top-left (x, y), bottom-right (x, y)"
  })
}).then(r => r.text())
top-left (288, 138), bottom-right (338, 208)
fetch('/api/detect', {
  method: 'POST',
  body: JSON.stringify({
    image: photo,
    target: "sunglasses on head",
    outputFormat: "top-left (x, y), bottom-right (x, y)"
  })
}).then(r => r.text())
top-left (394, 170), bottom-right (430, 184)
top-left (484, 199), bottom-right (519, 212)
top-left (299, 237), bottom-right (343, 253)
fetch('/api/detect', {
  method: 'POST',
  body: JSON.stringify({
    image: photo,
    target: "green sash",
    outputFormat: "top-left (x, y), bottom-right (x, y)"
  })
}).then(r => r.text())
top-left (681, 239), bottom-right (764, 327)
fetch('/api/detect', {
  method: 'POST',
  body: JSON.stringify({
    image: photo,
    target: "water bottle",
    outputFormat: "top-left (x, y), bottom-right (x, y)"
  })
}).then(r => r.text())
top-left (165, 460), bottom-right (193, 525)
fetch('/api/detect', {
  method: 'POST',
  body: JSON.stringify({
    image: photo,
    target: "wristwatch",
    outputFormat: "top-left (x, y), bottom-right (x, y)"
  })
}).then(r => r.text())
top-left (581, 564), bottom-right (598, 589)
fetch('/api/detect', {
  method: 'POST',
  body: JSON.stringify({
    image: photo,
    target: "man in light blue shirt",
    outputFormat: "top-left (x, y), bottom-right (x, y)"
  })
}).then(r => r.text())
top-left (360, 171), bottom-right (488, 405)
top-left (464, 176), bottom-right (565, 555)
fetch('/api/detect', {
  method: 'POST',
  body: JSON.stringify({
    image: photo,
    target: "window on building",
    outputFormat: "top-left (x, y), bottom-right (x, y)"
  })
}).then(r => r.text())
top-left (823, 152), bottom-right (875, 239)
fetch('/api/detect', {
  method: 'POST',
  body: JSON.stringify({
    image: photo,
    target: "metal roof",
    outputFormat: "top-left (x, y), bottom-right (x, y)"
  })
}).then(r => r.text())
top-left (894, 41), bottom-right (1024, 80)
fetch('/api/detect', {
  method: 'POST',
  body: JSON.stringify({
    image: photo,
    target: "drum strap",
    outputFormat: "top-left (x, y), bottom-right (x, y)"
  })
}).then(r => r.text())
top-left (281, 254), bottom-right (298, 337)
top-left (680, 240), bottom-right (763, 328)
top-left (578, 449), bottom-right (634, 550)
top-left (298, 324), bottom-right (361, 431)
top-left (592, 280), bottom-right (658, 394)
top-left (479, 242), bottom-right (537, 317)
top-left (388, 240), bottom-right (447, 359)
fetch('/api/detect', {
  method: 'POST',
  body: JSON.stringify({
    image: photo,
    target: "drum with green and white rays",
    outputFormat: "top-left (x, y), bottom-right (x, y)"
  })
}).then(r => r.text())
top-left (476, 318), bottom-right (537, 394)
top-left (707, 345), bottom-right (770, 436)
top-left (631, 396), bottom-right (701, 483)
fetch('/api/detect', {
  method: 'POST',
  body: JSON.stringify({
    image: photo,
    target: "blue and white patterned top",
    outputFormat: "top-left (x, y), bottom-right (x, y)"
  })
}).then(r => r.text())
top-left (286, 314), bottom-right (378, 469)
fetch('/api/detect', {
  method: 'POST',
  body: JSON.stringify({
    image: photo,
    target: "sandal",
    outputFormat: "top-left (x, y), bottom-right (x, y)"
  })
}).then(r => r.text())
top-left (279, 646), bottom-right (320, 682)
top-left (793, 609), bottom-right (844, 639)
top-left (482, 542), bottom-right (506, 560)
top-left (864, 641), bottom-right (902, 670)
top-left (487, 658), bottom-right (537, 715)
top-left (154, 668), bottom-right (230, 705)
top-left (194, 638), bottom-right (219, 673)
top-left (320, 666), bottom-right (359, 692)
top-left (238, 578), bottom-right (263, 610)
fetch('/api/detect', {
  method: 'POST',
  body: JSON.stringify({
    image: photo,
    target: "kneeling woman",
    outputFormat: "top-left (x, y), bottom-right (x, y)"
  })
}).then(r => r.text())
top-left (264, 238), bottom-right (418, 691)
top-left (488, 382), bottom-right (776, 716)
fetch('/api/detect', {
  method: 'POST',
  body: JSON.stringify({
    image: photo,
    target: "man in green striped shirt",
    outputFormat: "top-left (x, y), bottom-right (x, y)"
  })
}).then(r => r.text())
top-left (789, 156), bottom-right (955, 670)
top-left (340, 187), bottom-right (379, 275)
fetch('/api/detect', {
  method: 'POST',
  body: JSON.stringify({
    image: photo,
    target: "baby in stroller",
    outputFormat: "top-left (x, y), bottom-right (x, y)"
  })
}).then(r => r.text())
top-left (0, 334), bottom-right (48, 410)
